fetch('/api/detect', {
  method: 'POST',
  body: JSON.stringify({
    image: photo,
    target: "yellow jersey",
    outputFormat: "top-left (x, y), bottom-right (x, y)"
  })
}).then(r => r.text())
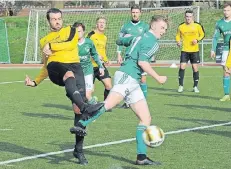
top-left (225, 42), bottom-right (231, 68)
top-left (176, 22), bottom-right (205, 52)
top-left (35, 26), bottom-right (79, 85)
top-left (87, 30), bottom-right (108, 67)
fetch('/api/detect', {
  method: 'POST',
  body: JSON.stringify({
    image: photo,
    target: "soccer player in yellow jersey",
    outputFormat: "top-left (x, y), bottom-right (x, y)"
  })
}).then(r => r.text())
top-left (176, 10), bottom-right (205, 93)
top-left (24, 8), bottom-right (104, 165)
top-left (87, 16), bottom-right (112, 109)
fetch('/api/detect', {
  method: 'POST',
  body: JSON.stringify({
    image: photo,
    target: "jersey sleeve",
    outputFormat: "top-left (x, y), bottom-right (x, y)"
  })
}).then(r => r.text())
top-left (197, 24), bottom-right (205, 41)
top-left (116, 35), bottom-right (135, 47)
top-left (90, 41), bottom-right (103, 69)
top-left (226, 39), bottom-right (231, 68)
top-left (50, 27), bottom-right (78, 51)
top-left (117, 25), bottom-right (126, 53)
top-left (175, 26), bottom-right (181, 42)
top-left (212, 22), bottom-right (221, 52)
top-left (34, 56), bottom-right (48, 85)
top-left (138, 38), bottom-right (158, 62)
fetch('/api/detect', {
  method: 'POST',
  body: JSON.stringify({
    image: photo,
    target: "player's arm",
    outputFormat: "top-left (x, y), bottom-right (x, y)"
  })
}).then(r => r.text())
top-left (25, 56), bottom-right (48, 87)
top-left (211, 22), bottom-right (221, 58)
top-left (197, 24), bottom-right (205, 41)
top-left (50, 27), bottom-right (78, 51)
top-left (225, 39), bottom-right (231, 70)
top-left (117, 25), bottom-right (126, 54)
top-left (175, 26), bottom-right (182, 47)
top-left (137, 41), bottom-right (167, 84)
top-left (90, 42), bottom-right (104, 69)
top-left (116, 35), bottom-right (135, 47)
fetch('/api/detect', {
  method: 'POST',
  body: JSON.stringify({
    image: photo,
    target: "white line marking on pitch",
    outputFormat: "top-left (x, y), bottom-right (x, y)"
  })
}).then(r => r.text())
top-left (0, 121), bottom-right (230, 165)
top-left (0, 129), bottom-right (13, 131)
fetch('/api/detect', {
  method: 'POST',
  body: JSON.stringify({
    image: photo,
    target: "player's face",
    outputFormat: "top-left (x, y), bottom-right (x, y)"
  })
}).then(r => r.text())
top-left (48, 12), bottom-right (63, 31)
top-left (131, 9), bottom-right (141, 21)
top-left (223, 6), bottom-right (231, 19)
top-left (77, 26), bottom-right (84, 39)
top-left (151, 20), bottom-right (167, 39)
top-left (185, 13), bottom-right (194, 24)
top-left (96, 19), bottom-right (106, 32)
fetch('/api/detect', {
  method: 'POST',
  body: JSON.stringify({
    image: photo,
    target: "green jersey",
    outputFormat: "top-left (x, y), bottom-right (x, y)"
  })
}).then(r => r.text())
top-left (117, 21), bottom-right (149, 53)
top-left (117, 31), bottom-right (159, 81)
top-left (78, 38), bottom-right (103, 75)
top-left (212, 18), bottom-right (231, 51)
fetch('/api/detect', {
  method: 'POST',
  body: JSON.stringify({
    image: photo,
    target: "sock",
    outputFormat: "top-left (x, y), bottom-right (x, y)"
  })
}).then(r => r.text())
top-left (223, 76), bottom-right (230, 95)
top-left (178, 68), bottom-right (185, 86)
top-left (64, 77), bottom-right (85, 112)
top-left (87, 96), bottom-right (97, 104)
top-left (104, 89), bottom-right (110, 100)
top-left (136, 125), bottom-right (147, 160)
top-left (193, 71), bottom-right (199, 87)
top-left (140, 83), bottom-right (147, 98)
top-left (74, 114), bottom-right (84, 153)
top-left (79, 106), bottom-right (106, 127)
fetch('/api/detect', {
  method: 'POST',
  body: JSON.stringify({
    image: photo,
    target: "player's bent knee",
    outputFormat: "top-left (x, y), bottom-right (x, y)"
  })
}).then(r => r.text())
top-left (63, 71), bottom-right (75, 81)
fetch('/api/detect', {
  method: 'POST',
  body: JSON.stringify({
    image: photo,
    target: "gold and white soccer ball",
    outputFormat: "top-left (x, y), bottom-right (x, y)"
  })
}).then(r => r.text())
top-left (142, 125), bottom-right (165, 148)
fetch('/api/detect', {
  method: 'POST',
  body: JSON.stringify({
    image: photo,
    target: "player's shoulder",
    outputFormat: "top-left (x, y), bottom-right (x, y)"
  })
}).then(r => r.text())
top-left (87, 30), bottom-right (96, 38)
top-left (85, 38), bottom-right (94, 44)
top-left (178, 22), bottom-right (185, 28)
top-left (216, 18), bottom-right (225, 25)
top-left (194, 21), bottom-right (204, 27)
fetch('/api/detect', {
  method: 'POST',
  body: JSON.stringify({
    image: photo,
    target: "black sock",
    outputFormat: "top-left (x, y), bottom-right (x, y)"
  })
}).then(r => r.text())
top-left (137, 154), bottom-right (147, 161)
top-left (178, 68), bottom-right (185, 86)
top-left (104, 89), bottom-right (110, 100)
top-left (64, 77), bottom-right (85, 112)
top-left (74, 114), bottom-right (84, 153)
top-left (193, 71), bottom-right (199, 87)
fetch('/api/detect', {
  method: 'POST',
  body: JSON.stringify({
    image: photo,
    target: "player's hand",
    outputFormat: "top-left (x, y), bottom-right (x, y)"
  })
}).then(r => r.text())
top-left (99, 68), bottom-right (105, 76)
top-left (176, 41), bottom-right (181, 47)
top-left (192, 39), bottom-right (198, 45)
top-left (210, 51), bottom-right (216, 60)
top-left (156, 76), bottom-right (167, 84)
top-left (25, 75), bottom-right (36, 87)
top-left (117, 53), bottom-right (123, 64)
top-left (225, 67), bottom-right (231, 74)
top-left (43, 43), bottom-right (52, 56)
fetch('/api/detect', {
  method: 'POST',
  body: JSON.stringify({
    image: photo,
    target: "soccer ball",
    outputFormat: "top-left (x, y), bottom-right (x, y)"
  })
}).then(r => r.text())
top-left (142, 125), bottom-right (165, 148)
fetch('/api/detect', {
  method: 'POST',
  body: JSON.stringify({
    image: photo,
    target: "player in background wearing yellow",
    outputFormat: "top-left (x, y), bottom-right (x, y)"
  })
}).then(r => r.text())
top-left (117, 5), bottom-right (149, 109)
top-left (176, 10), bottom-right (205, 93)
top-left (211, 2), bottom-right (231, 101)
top-left (87, 16), bottom-right (112, 111)
top-left (24, 8), bottom-right (104, 165)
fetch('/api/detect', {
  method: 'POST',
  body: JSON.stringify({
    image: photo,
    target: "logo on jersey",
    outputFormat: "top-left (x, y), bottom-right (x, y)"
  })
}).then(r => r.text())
top-left (138, 27), bottom-right (144, 33)
top-left (85, 46), bottom-right (90, 53)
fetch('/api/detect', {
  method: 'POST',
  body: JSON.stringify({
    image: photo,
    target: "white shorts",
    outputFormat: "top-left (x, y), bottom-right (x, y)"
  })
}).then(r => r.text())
top-left (141, 72), bottom-right (147, 76)
top-left (84, 74), bottom-right (94, 91)
top-left (221, 51), bottom-right (229, 66)
top-left (111, 71), bottom-right (145, 104)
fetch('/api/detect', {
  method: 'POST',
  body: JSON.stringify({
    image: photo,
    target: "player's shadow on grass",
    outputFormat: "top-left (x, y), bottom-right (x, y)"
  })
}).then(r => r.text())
top-left (149, 87), bottom-right (177, 92)
top-left (22, 112), bottom-right (73, 120)
top-left (153, 90), bottom-right (219, 101)
top-left (0, 142), bottom-right (74, 164)
top-left (169, 117), bottom-right (231, 138)
top-left (166, 104), bottom-right (231, 112)
top-left (43, 103), bottom-right (72, 111)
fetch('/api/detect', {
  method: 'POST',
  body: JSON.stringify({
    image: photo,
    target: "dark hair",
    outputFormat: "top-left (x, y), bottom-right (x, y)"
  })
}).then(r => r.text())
top-left (224, 1), bottom-right (231, 8)
top-left (72, 22), bottom-right (85, 31)
top-left (131, 4), bottom-right (141, 11)
top-left (46, 8), bottom-right (62, 21)
top-left (185, 9), bottom-right (194, 15)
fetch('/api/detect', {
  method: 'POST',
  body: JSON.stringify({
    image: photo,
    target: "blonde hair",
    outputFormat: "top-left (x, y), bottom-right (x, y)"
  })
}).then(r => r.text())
top-left (96, 16), bottom-right (107, 23)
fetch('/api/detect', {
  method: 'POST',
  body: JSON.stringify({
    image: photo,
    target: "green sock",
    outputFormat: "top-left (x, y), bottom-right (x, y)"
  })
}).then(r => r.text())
top-left (140, 83), bottom-right (147, 98)
top-left (87, 96), bottom-right (98, 104)
top-left (136, 125), bottom-right (147, 155)
top-left (79, 106), bottom-right (106, 127)
top-left (223, 76), bottom-right (230, 95)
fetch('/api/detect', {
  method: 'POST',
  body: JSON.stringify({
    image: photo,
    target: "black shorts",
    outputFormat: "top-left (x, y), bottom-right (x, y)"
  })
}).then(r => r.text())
top-left (47, 62), bottom-right (86, 98)
top-left (180, 51), bottom-right (200, 64)
top-left (93, 63), bottom-right (111, 83)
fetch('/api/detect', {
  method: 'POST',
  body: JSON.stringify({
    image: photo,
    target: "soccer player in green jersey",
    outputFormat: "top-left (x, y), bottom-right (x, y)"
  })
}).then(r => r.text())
top-left (73, 22), bottom-right (104, 105)
top-left (117, 4), bottom-right (149, 109)
top-left (211, 2), bottom-right (231, 101)
top-left (73, 15), bottom-right (168, 165)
